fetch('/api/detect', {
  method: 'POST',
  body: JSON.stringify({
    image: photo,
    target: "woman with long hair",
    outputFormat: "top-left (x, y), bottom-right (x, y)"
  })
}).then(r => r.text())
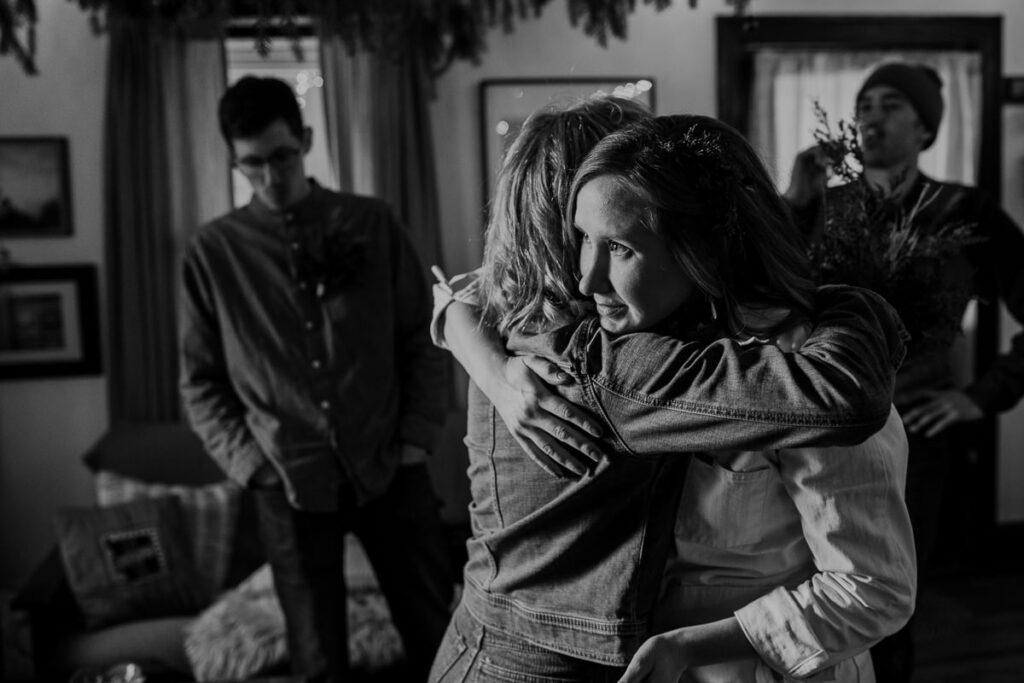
top-left (429, 109), bottom-right (911, 682)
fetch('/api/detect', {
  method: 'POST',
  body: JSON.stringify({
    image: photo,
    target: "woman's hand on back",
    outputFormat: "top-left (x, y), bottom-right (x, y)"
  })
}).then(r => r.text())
top-left (618, 617), bottom-right (753, 683)
top-left (491, 355), bottom-right (606, 478)
top-left (618, 629), bottom-right (696, 683)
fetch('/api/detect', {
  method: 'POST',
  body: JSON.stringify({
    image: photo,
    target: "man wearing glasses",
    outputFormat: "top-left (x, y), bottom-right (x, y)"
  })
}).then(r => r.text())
top-left (179, 75), bottom-right (452, 682)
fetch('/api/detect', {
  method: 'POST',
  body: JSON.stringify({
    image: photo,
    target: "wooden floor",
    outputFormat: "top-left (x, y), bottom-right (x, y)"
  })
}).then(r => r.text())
top-left (350, 557), bottom-right (1024, 683)
top-left (5, 557), bottom-right (1021, 682)
top-left (911, 560), bottom-right (1024, 682)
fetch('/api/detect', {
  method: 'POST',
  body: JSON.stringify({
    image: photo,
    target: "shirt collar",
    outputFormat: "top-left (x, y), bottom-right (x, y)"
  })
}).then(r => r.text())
top-left (246, 178), bottom-right (325, 226)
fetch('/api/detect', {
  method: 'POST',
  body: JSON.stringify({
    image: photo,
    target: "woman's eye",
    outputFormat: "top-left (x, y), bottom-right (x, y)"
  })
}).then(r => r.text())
top-left (608, 241), bottom-right (632, 256)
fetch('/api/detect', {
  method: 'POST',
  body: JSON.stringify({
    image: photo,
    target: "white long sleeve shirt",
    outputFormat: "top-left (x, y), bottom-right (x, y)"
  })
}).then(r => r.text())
top-left (657, 407), bottom-right (916, 682)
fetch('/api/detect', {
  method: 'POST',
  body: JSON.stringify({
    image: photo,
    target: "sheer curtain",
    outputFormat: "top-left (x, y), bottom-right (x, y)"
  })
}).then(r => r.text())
top-left (749, 50), bottom-right (981, 190)
top-left (318, 35), bottom-right (462, 509)
top-left (105, 19), bottom-right (230, 421)
top-left (318, 36), bottom-right (444, 270)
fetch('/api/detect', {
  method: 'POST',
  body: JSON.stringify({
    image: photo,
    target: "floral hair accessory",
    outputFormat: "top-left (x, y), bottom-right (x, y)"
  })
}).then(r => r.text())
top-left (645, 123), bottom-right (747, 240)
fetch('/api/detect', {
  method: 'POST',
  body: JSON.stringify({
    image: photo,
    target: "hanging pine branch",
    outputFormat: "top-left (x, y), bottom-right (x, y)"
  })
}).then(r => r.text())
top-left (1, 0), bottom-right (733, 76)
top-left (0, 0), bottom-right (37, 73)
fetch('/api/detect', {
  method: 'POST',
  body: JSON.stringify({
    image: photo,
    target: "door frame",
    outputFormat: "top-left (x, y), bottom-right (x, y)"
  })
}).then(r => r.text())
top-left (716, 14), bottom-right (1013, 562)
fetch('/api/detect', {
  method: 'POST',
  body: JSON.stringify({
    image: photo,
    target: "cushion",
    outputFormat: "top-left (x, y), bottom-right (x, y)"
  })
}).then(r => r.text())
top-left (183, 564), bottom-right (287, 682)
top-left (82, 421), bottom-right (224, 486)
top-left (184, 561), bottom-right (404, 681)
top-left (53, 498), bottom-right (209, 630)
top-left (95, 470), bottom-right (241, 596)
top-left (348, 585), bottom-right (404, 671)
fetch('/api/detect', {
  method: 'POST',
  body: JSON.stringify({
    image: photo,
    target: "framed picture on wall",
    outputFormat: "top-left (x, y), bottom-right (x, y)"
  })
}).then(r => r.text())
top-left (0, 136), bottom-right (73, 237)
top-left (479, 77), bottom-right (656, 210)
top-left (0, 264), bottom-right (102, 379)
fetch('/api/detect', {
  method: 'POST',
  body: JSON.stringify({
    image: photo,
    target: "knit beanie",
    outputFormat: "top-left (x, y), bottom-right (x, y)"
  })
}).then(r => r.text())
top-left (857, 62), bottom-right (944, 149)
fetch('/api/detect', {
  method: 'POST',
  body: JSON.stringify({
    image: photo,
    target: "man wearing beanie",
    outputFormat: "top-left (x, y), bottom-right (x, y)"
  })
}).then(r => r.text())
top-left (785, 61), bottom-right (1024, 683)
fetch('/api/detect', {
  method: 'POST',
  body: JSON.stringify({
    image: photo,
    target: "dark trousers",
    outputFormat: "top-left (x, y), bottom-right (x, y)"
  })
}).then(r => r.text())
top-left (255, 463), bottom-right (454, 683)
top-left (871, 429), bottom-right (957, 683)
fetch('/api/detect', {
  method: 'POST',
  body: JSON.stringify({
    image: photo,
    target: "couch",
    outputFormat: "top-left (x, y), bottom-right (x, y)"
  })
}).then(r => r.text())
top-left (12, 420), bottom-right (462, 682)
top-left (12, 421), bottom-right (268, 681)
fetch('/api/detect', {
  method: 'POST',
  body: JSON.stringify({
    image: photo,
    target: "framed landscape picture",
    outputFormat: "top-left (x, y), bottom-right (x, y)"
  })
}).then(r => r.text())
top-left (479, 77), bottom-right (656, 209)
top-left (0, 264), bottom-right (101, 379)
top-left (0, 136), bottom-right (73, 237)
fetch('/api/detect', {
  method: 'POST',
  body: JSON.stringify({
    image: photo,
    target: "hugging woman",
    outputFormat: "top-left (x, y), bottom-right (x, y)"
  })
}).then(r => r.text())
top-left (430, 106), bottom-right (913, 683)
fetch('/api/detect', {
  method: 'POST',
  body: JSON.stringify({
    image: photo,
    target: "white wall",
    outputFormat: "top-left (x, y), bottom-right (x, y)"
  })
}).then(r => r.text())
top-left (0, 1), bottom-right (108, 587)
top-left (2, 0), bottom-right (1024, 590)
top-left (429, 0), bottom-right (1024, 525)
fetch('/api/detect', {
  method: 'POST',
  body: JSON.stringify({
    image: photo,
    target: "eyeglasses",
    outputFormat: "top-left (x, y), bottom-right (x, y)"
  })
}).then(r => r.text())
top-left (233, 147), bottom-right (302, 175)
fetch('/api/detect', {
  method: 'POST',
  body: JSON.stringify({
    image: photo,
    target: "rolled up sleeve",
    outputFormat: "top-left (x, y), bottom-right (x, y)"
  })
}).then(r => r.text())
top-left (734, 407), bottom-right (917, 678)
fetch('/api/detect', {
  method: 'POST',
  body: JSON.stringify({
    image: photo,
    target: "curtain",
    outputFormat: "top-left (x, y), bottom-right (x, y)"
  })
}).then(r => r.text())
top-left (749, 50), bottom-right (981, 191)
top-left (318, 36), bottom-right (444, 270)
top-left (104, 19), bottom-right (230, 421)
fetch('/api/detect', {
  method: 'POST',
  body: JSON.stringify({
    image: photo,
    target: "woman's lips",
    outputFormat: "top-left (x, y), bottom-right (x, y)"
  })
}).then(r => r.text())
top-left (596, 302), bottom-right (626, 317)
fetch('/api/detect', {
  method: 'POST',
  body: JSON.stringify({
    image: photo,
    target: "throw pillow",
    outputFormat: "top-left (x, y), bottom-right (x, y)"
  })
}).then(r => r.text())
top-left (95, 470), bottom-right (241, 596)
top-left (183, 563), bottom-right (287, 682)
top-left (184, 562), bottom-right (404, 681)
top-left (53, 497), bottom-right (209, 630)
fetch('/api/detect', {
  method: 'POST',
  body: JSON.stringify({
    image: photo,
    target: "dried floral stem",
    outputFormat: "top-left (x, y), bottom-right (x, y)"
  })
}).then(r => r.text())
top-left (808, 101), bottom-right (982, 354)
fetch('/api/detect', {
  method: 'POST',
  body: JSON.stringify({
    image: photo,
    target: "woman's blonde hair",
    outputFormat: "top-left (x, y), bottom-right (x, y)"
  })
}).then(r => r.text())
top-left (480, 96), bottom-right (652, 336)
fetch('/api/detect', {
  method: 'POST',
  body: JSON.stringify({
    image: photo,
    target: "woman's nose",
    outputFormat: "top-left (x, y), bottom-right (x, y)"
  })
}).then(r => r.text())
top-left (578, 249), bottom-right (609, 296)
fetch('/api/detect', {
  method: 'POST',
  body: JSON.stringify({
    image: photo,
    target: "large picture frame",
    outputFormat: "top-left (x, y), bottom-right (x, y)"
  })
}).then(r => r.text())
top-left (479, 77), bottom-right (656, 209)
top-left (0, 136), bottom-right (74, 237)
top-left (0, 264), bottom-right (102, 379)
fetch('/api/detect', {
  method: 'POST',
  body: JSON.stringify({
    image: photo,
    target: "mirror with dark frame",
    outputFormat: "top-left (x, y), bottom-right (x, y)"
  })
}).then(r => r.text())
top-left (717, 14), bottom-right (1007, 557)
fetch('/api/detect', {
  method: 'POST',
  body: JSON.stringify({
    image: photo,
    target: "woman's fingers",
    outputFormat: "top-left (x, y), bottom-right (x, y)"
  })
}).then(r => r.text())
top-left (514, 436), bottom-right (564, 479)
top-left (496, 356), bottom-right (606, 476)
top-left (617, 644), bottom-right (655, 683)
top-left (521, 355), bottom-right (572, 385)
top-left (515, 432), bottom-right (588, 478)
top-left (517, 356), bottom-right (603, 437)
top-left (531, 400), bottom-right (605, 464)
top-left (537, 390), bottom-right (604, 438)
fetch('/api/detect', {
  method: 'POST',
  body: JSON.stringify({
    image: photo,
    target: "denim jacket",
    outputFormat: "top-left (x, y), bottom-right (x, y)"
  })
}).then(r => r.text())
top-left (456, 285), bottom-right (906, 666)
top-left (180, 182), bottom-right (446, 512)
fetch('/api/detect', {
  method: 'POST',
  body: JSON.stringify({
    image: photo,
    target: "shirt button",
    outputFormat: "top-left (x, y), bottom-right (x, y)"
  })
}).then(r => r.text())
top-left (285, 212), bottom-right (295, 222)
top-left (290, 241), bottom-right (301, 251)
top-left (305, 320), bottom-right (315, 330)
top-left (311, 360), bottom-right (322, 370)
top-left (299, 281), bottom-right (308, 291)
top-left (320, 400), bottom-right (331, 410)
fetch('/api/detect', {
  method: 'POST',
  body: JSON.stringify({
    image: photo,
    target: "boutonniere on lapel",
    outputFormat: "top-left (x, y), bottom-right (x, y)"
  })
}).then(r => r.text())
top-left (297, 223), bottom-right (369, 299)
top-left (319, 228), bottom-right (368, 296)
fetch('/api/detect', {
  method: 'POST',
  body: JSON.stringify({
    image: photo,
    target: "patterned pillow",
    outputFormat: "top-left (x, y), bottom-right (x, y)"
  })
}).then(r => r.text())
top-left (183, 564), bottom-right (287, 682)
top-left (184, 561), bottom-right (404, 681)
top-left (95, 470), bottom-right (241, 596)
top-left (53, 498), bottom-right (209, 630)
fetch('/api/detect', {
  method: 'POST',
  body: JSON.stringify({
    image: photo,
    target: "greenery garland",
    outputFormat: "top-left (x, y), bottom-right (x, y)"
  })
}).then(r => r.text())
top-left (1, 0), bottom-right (748, 76)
